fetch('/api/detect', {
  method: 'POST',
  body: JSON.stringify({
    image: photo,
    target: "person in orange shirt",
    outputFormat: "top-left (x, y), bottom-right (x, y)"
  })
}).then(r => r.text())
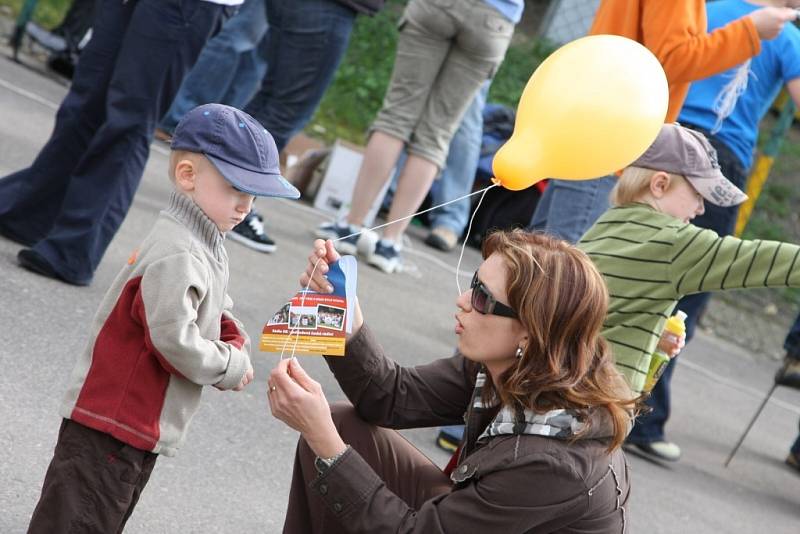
top-left (527, 0), bottom-right (797, 244)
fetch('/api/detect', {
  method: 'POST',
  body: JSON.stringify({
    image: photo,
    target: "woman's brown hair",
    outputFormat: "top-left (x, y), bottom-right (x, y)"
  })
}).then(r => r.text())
top-left (481, 230), bottom-right (637, 450)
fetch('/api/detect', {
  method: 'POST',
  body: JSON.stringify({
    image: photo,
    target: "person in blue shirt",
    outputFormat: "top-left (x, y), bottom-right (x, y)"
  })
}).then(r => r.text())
top-left (625, 0), bottom-right (800, 465)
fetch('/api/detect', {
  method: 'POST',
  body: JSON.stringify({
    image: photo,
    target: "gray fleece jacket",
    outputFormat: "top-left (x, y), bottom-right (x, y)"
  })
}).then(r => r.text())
top-left (60, 192), bottom-right (251, 456)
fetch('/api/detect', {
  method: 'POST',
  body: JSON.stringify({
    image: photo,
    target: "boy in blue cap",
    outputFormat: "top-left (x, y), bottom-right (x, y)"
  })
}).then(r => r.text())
top-left (26, 104), bottom-right (300, 533)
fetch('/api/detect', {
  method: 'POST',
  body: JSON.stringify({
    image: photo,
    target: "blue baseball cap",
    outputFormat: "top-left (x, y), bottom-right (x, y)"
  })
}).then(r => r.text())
top-left (171, 104), bottom-right (301, 199)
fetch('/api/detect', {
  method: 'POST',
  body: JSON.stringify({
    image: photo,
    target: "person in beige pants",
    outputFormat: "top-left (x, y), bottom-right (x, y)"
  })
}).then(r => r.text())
top-left (317, 0), bottom-right (515, 273)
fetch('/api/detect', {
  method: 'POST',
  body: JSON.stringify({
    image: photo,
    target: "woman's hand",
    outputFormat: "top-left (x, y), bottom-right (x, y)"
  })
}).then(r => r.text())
top-left (267, 358), bottom-right (347, 459)
top-left (657, 331), bottom-right (686, 358)
top-left (300, 239), bottom-right (364, 336)
top-left (300, 239), bottom-right (341, 293)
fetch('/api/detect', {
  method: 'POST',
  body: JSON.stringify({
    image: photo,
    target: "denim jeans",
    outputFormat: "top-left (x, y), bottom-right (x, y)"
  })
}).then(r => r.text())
top-left (0, 0), bottom-right (226, 285)
top-left (159, 0), bottom-right (269, 134)
top-left (628, 127), bottom-right (749, 444)
top-left (244, 0), bottom-right (356, 152)
top-left (427, 82), bottom-right (490, 234)
top-left (527, 176), bottom-right (617, 244)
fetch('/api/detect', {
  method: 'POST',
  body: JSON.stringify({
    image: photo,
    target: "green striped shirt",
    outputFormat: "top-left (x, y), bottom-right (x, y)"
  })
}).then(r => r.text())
top-left (578, 203), bottom-right (800, 394)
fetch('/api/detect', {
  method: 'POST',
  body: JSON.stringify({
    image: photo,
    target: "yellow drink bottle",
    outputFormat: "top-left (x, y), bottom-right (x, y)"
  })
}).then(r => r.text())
top-left (644, 310), bottom-right (687, 393)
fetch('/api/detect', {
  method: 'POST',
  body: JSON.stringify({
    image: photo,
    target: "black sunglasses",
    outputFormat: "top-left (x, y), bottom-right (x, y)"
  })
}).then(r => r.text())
top-left (470, 271), bottom-right (517, 318)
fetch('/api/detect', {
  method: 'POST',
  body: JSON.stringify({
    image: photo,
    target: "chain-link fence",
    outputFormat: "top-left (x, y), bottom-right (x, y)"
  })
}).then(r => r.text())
top-left (538, 0), bottom-right (600, 45)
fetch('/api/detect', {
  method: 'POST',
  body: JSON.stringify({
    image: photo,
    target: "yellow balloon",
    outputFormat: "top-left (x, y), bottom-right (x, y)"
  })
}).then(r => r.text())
top-left (492, 35), bottom-right (668, 191)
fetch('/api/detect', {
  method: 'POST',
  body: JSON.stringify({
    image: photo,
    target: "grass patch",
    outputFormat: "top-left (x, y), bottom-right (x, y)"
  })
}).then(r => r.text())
top-left (742, 182), bottom-right (792, 242)
top-left (1, 0), bottom-right (72, 29)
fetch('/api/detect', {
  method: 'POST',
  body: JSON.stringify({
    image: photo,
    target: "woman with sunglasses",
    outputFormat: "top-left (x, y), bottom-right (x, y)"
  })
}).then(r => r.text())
top-left (268, 230), bottom-right (636, 533)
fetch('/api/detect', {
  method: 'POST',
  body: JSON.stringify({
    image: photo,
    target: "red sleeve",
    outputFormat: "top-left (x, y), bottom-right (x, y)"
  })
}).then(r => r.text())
top-left (220, 315), bottom-right (245, 350)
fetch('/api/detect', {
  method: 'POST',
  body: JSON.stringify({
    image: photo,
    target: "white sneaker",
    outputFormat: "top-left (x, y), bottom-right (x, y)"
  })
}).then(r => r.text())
top-left (316, 222), bottom-right (378, 257)
top-left (316, 221), bottom-right (360, 255)
top-left (356, 228), bottom-right (379, 257)
top-left (367, 240), bottom-right (402, 274)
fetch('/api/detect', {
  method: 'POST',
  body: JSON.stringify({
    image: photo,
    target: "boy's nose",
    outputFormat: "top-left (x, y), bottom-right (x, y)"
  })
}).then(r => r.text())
top-left (238, 196), bottom-right (254, 213)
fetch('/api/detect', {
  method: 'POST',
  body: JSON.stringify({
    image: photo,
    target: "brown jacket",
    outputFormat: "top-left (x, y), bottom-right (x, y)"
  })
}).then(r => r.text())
top-left (315, 325), bottom-right (631, 533)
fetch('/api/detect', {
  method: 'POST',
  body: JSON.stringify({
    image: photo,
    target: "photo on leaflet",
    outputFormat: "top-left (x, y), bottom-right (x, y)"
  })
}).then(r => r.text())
top-left (268, 302), bottom-right (291, 325)
top-left (317, 304), bottom-right (346, 331)
top-left (289, 306), bottom-right (318, 330)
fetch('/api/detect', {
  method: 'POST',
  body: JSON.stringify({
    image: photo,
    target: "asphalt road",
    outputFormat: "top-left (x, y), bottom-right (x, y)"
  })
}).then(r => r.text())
top-left (1, 44), bottom-right (799, 534)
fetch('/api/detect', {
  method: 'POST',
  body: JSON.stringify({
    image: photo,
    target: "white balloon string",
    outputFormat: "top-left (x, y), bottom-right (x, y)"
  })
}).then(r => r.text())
top-left (456, 185), bottom-right (494, 295)
top-left (279, 182), bottom-right (499, 360)
top-left (336, 183), bottom-right (499, 243)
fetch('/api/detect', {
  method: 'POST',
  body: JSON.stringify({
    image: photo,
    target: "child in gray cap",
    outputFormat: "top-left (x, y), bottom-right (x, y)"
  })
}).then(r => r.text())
top-left (27, 104), bottom-right (300, 533)
top-left (577, 123), bottom-right (800, 459)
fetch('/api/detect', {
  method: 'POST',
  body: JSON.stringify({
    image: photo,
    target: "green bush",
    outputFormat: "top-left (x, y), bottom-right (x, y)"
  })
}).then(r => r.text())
top-left (487, 38), bottom-right (555, 109)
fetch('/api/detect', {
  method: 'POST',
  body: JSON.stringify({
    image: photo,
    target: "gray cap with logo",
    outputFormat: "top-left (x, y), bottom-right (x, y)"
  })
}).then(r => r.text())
top-left (630, 123), bottom-right (747, 207)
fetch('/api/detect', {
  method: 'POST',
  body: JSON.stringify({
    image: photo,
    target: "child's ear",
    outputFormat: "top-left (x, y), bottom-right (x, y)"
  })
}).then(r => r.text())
top-left (649, 172), bottom-right (672, 199)
top-left (174, 159), bottom-right (196, 192)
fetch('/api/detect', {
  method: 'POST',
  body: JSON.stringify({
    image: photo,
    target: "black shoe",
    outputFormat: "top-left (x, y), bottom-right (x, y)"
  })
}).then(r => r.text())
top-left (228, 211), bottom-right (276, 253)
top-left (435, 427), bottom-right (463, 452)
top-left (17, 249), bottom-right (89, 286)
top-left (775, 356), bottom-right (800, 389)
top-left (47, 51), bottom-right (77, 79)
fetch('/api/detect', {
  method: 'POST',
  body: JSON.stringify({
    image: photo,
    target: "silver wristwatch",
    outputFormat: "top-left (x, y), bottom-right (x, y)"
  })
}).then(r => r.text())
top-left (314, 447), bottom-right (347, 474)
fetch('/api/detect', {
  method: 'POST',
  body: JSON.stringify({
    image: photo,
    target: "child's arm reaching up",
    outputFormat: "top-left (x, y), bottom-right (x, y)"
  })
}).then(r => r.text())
top-left (670, 225), bottom-right (800, 296)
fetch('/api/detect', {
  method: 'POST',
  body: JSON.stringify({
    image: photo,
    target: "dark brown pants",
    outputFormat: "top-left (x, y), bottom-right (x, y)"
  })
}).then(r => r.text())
top-left (283, 402), bottom-right (452, 533)
top-left (28, 419), bottom-right (158, 534)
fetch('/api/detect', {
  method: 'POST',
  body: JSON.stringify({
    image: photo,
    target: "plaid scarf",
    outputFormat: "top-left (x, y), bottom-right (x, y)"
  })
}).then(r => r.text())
top-left (471, 371), bottom-right (615, 443)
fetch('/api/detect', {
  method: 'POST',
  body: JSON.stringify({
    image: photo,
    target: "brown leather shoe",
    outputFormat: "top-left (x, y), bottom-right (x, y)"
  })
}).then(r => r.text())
top-left (154, 128), bottom-right (173, 143)
top-left (425, 226), bottom-right (458, 252)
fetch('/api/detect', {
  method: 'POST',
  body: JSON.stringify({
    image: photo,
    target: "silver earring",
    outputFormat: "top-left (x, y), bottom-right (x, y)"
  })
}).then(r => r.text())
top-left (515, 347), bottom-right (524, 359)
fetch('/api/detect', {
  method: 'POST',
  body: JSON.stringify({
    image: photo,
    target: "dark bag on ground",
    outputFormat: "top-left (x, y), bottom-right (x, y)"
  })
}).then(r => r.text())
top-left (465, 104), bottom-right (543, 247)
